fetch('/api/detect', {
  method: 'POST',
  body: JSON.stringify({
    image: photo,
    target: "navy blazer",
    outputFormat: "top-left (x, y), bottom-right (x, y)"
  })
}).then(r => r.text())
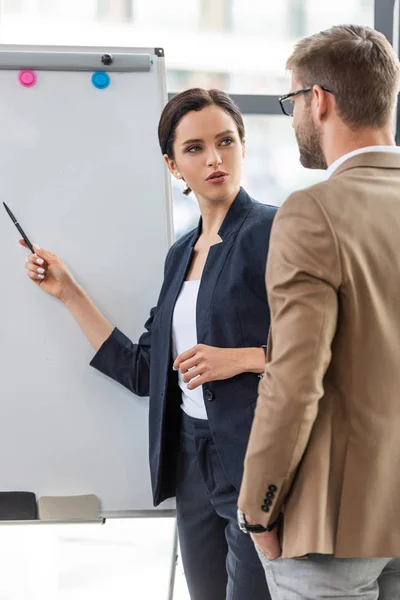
top-left (90, 188), bottom-right (277, 505)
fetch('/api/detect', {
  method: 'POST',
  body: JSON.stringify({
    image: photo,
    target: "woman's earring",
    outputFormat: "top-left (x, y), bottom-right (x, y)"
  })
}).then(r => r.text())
top-left (176, 172), bottom-right (181, 178)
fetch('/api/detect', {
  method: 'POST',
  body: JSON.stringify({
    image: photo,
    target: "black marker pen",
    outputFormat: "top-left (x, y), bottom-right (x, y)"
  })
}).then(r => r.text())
top-left (3, 202), bottom-right (35, 254)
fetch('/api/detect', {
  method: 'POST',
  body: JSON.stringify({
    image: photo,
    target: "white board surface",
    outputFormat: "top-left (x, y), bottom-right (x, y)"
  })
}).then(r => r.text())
top-left (0, 46), bottom-right (174, 518)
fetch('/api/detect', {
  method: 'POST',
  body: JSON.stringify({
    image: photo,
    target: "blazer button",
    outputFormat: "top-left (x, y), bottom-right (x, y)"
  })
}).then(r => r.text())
top-left (264, 498), bottom-right (272, 507)
top-left (261, 505), bottom-right (270, 512)
top-left (204, 389), bottom-right (214, 402)
top-left (268, 485), bottom-right (277, 493)
top-left (266, 491), bottom-right (274, 499)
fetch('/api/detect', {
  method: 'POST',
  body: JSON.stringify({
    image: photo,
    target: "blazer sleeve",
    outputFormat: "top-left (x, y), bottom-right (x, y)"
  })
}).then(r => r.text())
top-left (89, 245), bottom-right (175, 397)
top-left (238, 190), bottom-right (342, 526)
top-left (89, 310), bottom-right (155, 397)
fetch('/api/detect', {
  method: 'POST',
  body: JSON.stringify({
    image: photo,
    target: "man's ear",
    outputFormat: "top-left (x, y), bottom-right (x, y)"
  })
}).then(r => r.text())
top-left (242, 138), bottom-right (247, 161)
top-left (163, 154), bottom-right (182, 179)
top-left (313, 85), bottom-right (331, 124)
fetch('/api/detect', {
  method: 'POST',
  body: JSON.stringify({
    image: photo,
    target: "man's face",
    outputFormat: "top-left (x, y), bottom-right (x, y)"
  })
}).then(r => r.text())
top-left (291, 75), bottom-right (328, 170)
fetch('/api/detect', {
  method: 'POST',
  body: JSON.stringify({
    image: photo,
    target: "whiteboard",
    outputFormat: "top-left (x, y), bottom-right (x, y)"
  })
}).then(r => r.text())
top-left (0, 45), bottom-right (174, 518)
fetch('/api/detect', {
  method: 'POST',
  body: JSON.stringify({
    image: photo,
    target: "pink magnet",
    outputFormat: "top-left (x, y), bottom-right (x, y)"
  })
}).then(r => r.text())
top-left (18, 70), bottom-right (37, 87)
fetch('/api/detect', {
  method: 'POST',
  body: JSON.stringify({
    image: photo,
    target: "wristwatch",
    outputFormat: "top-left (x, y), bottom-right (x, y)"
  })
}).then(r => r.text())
top-left (258, 345), bottom-right (268, 379)
top-left (237, 509), bottom-right (279, 534)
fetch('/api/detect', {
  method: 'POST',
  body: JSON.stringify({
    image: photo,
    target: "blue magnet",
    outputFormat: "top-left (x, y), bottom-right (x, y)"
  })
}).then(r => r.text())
top-left (91, 71), bottom-right (110, 90)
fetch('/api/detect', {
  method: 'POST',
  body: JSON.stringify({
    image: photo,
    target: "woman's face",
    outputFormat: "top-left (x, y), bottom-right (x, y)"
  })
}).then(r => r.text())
top-left (165, 105), bottom-right (245, 203)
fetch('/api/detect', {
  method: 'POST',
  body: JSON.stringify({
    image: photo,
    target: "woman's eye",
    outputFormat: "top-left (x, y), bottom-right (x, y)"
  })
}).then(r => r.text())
top-left (187, 145), bottom-right (201, 153)
top-left (220, 138), bottom-right (233, 146)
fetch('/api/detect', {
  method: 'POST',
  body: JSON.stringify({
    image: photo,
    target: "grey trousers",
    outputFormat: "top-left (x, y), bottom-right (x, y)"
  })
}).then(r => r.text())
top-left (257, 552), bottom-right (400, 600)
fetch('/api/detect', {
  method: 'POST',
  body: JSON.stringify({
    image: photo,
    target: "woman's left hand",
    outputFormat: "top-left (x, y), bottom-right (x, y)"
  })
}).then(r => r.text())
top-left (173, 345), bottom-right (255, 390)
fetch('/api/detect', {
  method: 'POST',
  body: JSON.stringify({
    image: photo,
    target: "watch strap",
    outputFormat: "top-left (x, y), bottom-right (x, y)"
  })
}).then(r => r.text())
top-left (238, 509), bottom-right (281, 534)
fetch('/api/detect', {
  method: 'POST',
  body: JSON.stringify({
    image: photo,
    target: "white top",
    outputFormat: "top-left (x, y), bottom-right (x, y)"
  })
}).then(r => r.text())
top-left (172, 280), bottom-right (208, 420)
top-left (326, 145), bottom-right (400, 179)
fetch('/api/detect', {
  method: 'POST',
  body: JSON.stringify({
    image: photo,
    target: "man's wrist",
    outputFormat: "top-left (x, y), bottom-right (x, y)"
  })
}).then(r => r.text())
top-left (237, 509), bottom-right (280, 534)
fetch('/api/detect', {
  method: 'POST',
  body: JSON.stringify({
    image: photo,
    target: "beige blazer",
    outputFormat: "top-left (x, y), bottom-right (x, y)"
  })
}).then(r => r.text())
top-left (238, 152), bottom-right (400, 559)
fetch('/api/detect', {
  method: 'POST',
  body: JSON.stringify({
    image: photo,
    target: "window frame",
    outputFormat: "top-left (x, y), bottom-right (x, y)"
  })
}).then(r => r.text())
top-left (168, 0), bottom-right (399, 144)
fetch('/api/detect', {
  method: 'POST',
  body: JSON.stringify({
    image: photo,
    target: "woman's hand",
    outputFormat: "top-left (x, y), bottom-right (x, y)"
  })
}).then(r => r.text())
top-left (173, 345), bottom-right (266, 390)
top-left (20, 240), bottom-right (79, 303)
top-left (19, 240), bottom-right (113, 351)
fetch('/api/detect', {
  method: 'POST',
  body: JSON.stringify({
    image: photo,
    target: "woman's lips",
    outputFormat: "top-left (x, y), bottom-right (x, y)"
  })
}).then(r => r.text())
top-left (206, 171), bottom-right (229, 185)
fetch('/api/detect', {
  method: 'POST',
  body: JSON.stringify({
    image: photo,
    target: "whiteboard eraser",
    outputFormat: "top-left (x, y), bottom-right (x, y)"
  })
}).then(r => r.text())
top-left (0, 491), bottom-right (37, 520)
top-left (38, 494), bottom-right (99, 521)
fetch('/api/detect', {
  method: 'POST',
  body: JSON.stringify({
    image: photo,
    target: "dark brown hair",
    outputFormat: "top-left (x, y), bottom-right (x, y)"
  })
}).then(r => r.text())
top-left (286, 24), bottom-right (400, 129)
top-left (158, 88), bottom-right (245, 195)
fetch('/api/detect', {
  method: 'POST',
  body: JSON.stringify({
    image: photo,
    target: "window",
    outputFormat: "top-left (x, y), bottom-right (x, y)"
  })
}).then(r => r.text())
top-left (0, 1), bottom-right (375, 95)
top-left (97, 0), bottom-right (134, 22)
top-left (243, 115), bottom-right (324, 206)
top-left (2, 0), bottom-right (24, 12)
top-left (287, 0), bottom-right (307, 38)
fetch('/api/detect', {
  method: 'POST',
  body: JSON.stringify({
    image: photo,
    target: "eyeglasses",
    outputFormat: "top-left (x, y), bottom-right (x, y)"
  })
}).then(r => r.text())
top-left (279, 86), bottom-right (333, 117)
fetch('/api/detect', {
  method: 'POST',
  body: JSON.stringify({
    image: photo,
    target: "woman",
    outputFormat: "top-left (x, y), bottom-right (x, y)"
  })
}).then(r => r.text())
top-left (21, 88), bottom-right (276, 600)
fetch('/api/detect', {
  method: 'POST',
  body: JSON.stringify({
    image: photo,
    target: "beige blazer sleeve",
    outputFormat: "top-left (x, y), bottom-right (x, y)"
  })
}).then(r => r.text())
top-left (238, 190), bottom-right (342, 526)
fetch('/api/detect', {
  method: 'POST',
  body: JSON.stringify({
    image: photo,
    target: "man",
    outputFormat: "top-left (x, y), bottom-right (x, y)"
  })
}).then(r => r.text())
top-left (237, 24), bottom-right (400, 599)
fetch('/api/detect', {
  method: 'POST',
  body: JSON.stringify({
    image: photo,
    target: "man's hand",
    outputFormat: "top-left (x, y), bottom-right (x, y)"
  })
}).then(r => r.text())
top-left (246, 514), bottom-right (282, 560)
top-left (251, 527), bottom-right (282, 561)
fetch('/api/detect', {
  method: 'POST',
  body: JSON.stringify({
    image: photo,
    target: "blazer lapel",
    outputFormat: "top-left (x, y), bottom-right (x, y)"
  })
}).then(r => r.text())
top-left (160, 188), bottom-right (255, 354)
top-left (196, 187), bottom-right (254, 343)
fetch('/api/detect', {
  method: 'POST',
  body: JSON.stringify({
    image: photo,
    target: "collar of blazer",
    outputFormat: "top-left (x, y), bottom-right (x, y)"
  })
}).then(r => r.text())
top-left (330, 151), bottom-right (400, 179)
top-left (190, 186), bottom-right (255, 247)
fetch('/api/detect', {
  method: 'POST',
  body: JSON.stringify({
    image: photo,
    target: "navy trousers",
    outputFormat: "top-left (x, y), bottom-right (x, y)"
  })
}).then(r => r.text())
top-left (175, 412), bottom-right (271, 600)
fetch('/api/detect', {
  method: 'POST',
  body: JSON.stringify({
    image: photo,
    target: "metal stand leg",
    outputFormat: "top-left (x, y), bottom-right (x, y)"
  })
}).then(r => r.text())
top-left (167, 520), bottom-right (178, 600)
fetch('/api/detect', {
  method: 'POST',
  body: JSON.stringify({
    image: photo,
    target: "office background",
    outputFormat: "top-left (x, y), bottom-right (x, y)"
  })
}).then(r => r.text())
top-left (0, 0), bottom-right (395, 598)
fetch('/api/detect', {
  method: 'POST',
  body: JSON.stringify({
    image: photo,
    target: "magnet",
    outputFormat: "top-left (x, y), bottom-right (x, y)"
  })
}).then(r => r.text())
top-left (19, 70), bottom-right (37, 87)
top-left (91, 71), bottom-right (110, 90)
